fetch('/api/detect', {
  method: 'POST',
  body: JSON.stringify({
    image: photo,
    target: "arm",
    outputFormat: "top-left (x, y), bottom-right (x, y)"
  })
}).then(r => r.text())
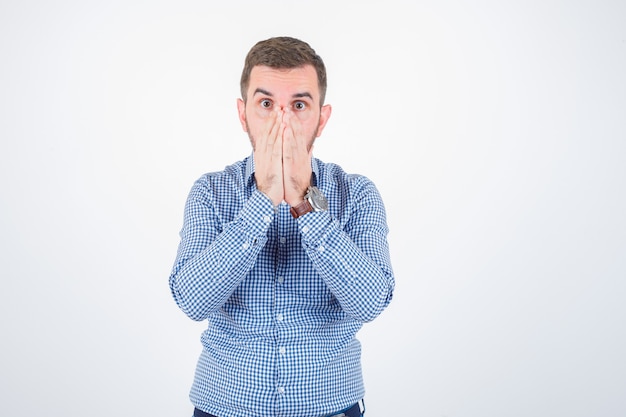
top-left (298, 178), bottom-right (394, 323)
top-left (168, 180), bottom-right (275, 321)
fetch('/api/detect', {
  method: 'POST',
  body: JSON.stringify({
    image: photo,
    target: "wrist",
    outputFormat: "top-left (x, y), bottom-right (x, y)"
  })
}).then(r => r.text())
top-left (289, 186), bottom-right (327, 218)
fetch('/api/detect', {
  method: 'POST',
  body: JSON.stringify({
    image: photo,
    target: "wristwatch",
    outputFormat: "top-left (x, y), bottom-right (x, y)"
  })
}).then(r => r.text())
top-left (290, 186), bottom-right (328, 218)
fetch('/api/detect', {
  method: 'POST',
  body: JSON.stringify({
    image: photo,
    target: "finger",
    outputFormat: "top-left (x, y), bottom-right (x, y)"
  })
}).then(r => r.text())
top-left (251, 110), bottom-right (274, 152)
top-left (286, 111), bottom-right (306, 150)
top-left (263, 109), bottom-right (281, 149)
top-left (275, 124), bottom-right (285, 160)
top-left (282, 113), bottom-right (297, 160)
top-left (285, 113), bottom-right (307, 158)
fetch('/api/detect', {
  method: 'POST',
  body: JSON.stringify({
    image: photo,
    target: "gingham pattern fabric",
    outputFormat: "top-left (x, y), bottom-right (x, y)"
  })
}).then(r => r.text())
top-left (169, 155), bottom-right (394, 417)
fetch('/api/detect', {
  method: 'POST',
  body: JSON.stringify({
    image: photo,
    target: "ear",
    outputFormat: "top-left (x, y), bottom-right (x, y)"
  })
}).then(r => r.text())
top-left (315, 104), bottom-right (332, 137)
top-left (236, 98), bottom-right (248, 132)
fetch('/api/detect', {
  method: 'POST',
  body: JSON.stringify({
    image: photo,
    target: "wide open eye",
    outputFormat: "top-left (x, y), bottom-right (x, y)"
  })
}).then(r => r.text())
top-left (261, 99), bottom-right (272, 109)
top-left (293, 101), bottom-right (307, 111)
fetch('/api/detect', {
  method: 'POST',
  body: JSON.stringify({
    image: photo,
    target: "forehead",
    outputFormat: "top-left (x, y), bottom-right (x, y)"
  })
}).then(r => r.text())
top-left (248, 65), bottom-right (319, 99)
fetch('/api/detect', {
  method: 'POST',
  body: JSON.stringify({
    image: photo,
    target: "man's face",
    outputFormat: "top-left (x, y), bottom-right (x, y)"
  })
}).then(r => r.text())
top-left (237, 65), bottom-right (331, 150)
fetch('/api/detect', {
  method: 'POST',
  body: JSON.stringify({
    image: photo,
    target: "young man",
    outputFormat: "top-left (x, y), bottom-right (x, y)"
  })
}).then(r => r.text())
top-left (169, 36), bottom-right (394, 417)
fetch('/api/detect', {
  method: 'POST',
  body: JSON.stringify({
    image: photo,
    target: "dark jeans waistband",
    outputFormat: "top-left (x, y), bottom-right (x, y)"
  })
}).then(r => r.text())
top-left (193, 400), bottom-right (364, 417)
top-left (193, 409), bottom-right (216, 417)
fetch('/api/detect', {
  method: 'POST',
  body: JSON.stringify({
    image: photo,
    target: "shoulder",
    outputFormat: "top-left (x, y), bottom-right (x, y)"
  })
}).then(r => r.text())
top-left (315, 158), bottom-right (387, 226)
top-left (194, 158), bottom-right (247, 186)
top-left (315, 158), bottom-right (377, 193)
top-left (188, 157), bottom-right (249, 200)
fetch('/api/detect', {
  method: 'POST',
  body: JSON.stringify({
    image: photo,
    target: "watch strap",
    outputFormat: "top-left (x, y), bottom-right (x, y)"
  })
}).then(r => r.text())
top-left (290, 199), bottom-right (314, 218)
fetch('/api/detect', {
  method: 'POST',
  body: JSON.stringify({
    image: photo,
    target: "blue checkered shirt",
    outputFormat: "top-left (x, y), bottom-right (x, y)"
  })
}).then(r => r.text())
top-left (169, 155), bottom-right (394, 417)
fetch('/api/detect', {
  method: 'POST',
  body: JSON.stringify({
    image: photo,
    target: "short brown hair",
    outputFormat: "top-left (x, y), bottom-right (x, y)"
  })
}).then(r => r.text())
top-left (240, 36), bottom-right (328, 105)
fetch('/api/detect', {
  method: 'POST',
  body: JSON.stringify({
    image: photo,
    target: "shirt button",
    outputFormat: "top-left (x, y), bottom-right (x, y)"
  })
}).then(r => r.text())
top-left (277, 387), bottom-right (285, 394)
top-left (279, 346), bottom-right (286, 354)
top-left (277, 276), bottom-right (284, 284)
top-left (301, 226), bottom-right (309, 233)
top-left (279, 237), bottom-right (286, 244)
top-left (242, 242), bottom-right (249, 250)
top-left (263, 215), bottom-right (271, 223)
top-left (276, 313), bottom-right (284, 322)
top-left (318, 245), bottom-right (325, 252)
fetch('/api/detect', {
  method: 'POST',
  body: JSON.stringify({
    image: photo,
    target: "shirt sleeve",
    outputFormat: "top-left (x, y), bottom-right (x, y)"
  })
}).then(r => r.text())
top-left (297, 177), bottom-right (395, 323)
top-left (169, 179), bottom-right (275, 321)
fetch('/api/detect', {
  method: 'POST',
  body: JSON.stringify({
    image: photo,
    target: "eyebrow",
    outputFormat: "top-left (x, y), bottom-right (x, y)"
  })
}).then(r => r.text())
top-left (293, 92), bottom-right (313, 100)
top-left (253, 88), bottom-right (273, 97)
top-left (253, 88), bottom-right (313, 100)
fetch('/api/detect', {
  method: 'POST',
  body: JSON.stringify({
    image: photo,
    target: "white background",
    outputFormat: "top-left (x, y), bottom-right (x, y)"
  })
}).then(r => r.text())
top-left (1, 1), bottom-right (625, 416)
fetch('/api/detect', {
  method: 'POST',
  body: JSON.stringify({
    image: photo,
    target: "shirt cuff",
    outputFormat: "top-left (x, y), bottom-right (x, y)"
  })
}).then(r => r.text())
top-left (237, 190), bottom-right (275, 238)
top-left (297, 211), bottom-right (332, 247)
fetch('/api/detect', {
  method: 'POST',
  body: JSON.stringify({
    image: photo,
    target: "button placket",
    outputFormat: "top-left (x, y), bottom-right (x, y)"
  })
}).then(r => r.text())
top-left (274, 204), bottom-right (295, 404)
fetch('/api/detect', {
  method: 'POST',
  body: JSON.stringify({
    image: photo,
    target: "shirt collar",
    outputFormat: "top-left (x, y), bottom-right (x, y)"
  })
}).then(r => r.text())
top-left (244, 154), bottom-right (255, 185)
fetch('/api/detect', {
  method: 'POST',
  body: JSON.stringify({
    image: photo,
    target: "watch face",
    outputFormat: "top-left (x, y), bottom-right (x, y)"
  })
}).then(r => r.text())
top-left (307, 187), bottom-right (328, 211)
